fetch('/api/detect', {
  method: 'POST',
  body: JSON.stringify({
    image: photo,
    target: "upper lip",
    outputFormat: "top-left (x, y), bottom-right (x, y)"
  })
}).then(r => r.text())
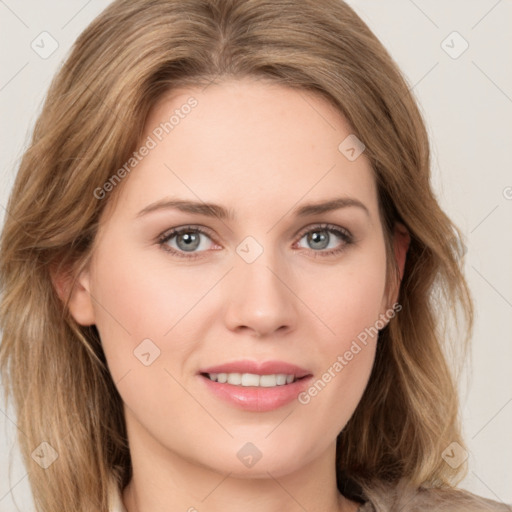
top-left (199, 360), bottom-right (311, 378)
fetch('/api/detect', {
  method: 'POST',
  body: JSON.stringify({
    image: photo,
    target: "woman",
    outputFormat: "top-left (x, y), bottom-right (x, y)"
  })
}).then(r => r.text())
top-left (0, 0), bottom-right (509, 511)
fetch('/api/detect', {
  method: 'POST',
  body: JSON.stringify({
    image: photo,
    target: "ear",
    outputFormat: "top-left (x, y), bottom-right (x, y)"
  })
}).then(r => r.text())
top-left (50, 262), bottom-right (96, 326)
top-left (382, 222), bottom-right (411, 313)
top-left (393, 222), bottom-right (410, 282)
top-left (388, 222), bottom-right (410, 306)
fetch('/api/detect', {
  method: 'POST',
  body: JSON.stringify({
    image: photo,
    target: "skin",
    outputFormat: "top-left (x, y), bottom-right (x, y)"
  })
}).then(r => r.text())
top-left (61, 78), bottom-right (409, 512)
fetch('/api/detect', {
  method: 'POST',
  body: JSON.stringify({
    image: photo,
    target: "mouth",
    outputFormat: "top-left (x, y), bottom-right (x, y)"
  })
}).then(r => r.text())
top-left (198, 360), bottom-right (313, 412)
top-left (201, 372), bottom-right (307, 387)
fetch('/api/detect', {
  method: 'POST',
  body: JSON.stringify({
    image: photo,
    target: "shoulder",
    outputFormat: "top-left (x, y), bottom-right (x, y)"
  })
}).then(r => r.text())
top-left (357, 480), bottom-right (512, 512)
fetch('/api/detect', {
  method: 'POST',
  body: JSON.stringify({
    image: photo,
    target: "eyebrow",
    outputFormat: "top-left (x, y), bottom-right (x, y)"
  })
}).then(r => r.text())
top-left (136, 196), bottom-right (370, 220)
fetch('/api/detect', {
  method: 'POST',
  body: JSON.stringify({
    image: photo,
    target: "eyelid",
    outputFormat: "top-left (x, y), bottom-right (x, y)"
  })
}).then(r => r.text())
top-left (294, 222), bottom-right (352, 241)
top-left (158, 224), bottom-right (217, 242)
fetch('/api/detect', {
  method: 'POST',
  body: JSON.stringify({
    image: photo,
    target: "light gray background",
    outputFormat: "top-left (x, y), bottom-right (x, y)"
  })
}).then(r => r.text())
top-left (1, 1), bottom-right (511, 510)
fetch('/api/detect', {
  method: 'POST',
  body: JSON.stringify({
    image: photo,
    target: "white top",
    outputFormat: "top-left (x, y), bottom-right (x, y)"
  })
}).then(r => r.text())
top-left (109, 482), bottom-right (127, 512)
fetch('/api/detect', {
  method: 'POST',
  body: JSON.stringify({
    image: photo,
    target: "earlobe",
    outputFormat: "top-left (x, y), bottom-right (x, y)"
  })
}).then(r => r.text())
top-left (50, 263), bottom-right (96, 326)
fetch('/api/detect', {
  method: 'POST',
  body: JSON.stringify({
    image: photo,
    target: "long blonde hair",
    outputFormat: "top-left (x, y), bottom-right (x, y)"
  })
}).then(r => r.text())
top-left (0, 0), bottom-right (473, 510)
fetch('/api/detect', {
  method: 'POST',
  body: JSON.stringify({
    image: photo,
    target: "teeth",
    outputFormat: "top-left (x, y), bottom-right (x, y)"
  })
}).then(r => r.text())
top-left (206, 372), bottom-right (297, 387)
top-left (260, 374), bottom-right (279, 387)
top-left (227, 373), bottom-right (242, 385)
top-left (241, 373), bottom-right (260, 386)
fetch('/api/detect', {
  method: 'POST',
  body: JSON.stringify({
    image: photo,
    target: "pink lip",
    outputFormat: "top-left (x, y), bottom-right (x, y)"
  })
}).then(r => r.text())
top-left (198, 360), bottom-right (313, 412)
top-left (200, 360), bottom-right (311, 378)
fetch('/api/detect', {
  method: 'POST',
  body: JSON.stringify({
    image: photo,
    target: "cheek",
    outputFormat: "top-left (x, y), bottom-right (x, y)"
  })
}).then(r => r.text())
top-left (95, 239), bottom-right (224, 314)
top-left (295, 250), bottom-right (386, 427)
top-left (307, 248), bottom-right (388, 351)
top-left (88, 238), bottom-right (208, 376)
top-left (88, 243), bottom-right (212, 433)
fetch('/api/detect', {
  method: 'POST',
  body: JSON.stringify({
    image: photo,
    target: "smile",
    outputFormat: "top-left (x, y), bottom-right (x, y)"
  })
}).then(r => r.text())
top-left (198, 360), bottom-right (313, 412)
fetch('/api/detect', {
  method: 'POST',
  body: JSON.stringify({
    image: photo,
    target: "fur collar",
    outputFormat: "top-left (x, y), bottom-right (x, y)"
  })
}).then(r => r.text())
top-left (108, 477), bottom-right (511, 511)
top-left (355, 479), bottom-right (512, 512)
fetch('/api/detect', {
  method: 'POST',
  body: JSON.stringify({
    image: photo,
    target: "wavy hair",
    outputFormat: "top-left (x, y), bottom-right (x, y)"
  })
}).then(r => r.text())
top-left (0, 0), bottom-right (473, 510)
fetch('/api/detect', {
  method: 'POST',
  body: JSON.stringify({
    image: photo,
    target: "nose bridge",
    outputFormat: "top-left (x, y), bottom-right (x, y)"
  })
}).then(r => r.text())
top-left (224, 234), bottom-right (297, 336)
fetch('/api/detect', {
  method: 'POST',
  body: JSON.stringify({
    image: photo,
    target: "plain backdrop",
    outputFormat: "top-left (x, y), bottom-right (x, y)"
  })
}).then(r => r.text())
top-left (1, 1), bottom-right (511, 510)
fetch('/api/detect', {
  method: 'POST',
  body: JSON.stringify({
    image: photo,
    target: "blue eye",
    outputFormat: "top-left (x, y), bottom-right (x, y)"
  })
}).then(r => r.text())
top-left (157, 223), bottom-right (353, 260)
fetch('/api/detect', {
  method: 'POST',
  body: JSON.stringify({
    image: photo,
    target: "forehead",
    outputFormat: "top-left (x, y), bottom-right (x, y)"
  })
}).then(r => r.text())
top-left (106, 78), bottom-right (379, 224)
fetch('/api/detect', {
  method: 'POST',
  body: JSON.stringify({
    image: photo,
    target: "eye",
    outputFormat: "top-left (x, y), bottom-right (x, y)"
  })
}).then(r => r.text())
top-left (158, 226), bottom-right (218, 259)
top-left (294, 223), bottom-right (353, 257)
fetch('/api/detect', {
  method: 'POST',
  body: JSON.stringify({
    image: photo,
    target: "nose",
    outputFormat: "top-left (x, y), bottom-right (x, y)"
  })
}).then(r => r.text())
top-left (223, 251), bottom-right (298, 338)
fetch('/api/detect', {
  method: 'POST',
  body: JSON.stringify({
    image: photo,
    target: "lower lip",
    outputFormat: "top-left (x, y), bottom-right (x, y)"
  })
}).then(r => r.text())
top-left (199, 375), bottom-right (313, 412)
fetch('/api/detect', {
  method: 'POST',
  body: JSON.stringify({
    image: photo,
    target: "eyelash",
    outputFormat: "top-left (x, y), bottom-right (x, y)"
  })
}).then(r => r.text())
top-left (157, 223), bottom-right (353, 260)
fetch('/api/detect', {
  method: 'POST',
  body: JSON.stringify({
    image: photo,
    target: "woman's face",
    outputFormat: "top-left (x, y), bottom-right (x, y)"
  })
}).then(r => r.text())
top-left (69, 78), bottom-right (403, 478)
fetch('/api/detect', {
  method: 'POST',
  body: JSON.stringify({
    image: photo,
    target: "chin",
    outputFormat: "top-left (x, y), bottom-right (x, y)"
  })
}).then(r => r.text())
top-left (198, 440), bottom-right (315, 479)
